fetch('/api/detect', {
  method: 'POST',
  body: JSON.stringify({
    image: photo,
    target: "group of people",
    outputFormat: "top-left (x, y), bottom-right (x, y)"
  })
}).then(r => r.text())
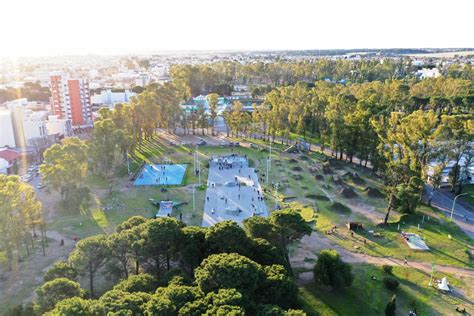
top-left (207, 156), bottom-right (265, 217)
top-left (213, 154), bottom-right (247, 170)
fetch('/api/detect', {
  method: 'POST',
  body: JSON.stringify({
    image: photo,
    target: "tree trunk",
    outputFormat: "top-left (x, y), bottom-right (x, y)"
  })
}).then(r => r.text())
top-left (89, 266), bottom-right (94, 297)
top-left (123, 260), bottom-right (129, 278)
top-left (384, 193), bottom-right (395, 224)
top-left (135, 259), bottom-right (140, 275)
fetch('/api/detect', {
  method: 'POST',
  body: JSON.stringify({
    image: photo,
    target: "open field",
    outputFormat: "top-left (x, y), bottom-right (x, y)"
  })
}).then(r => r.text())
top-left (298, 263), bottom-right (474, 316)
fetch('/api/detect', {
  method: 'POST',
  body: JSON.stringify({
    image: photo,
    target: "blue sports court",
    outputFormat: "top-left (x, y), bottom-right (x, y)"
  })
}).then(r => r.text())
top-left (134, 164), bottom-right (187, 186)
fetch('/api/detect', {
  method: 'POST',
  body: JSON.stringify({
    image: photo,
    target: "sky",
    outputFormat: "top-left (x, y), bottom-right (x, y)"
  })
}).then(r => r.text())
top-left (1, 0), bottom-right (473, 57)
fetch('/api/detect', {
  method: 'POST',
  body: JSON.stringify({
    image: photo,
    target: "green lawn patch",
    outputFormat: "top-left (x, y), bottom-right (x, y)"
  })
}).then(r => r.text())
top-left (299, 263), bottom-right (469, 316)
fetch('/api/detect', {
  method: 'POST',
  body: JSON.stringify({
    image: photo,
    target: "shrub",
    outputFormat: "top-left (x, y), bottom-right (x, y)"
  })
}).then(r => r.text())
top-left (382, 265), bottom-right (393, 275)
top-left (313, 249), bottom-right (354, 289)
top-left (383, 276), bottom-right (399, 290)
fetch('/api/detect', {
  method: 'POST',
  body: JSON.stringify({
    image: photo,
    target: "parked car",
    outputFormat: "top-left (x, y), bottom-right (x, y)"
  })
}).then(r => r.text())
top-left (196, 139), bottom-right (206, 146)
top-left (220, 141), bottom-right (229, 147)
top-left (250, 143), bottom-right (259, 149)
top-left (37, 182), bottom-right (46, 190)
top-left (21, 174), bottom-right (33, 182)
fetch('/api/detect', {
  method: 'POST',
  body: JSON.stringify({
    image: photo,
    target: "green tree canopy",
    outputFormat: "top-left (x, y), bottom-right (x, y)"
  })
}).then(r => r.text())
top-left (69, 235), bottom-right (110, 297)
top-left (36, 278), bottom-right (85, 312)
top-left (195, 253), bottom-right (264, 296)
top-left (313, 249), bottom-right (354, 289)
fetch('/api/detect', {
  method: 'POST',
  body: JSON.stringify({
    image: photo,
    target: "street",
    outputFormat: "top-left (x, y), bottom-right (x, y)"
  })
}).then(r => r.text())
top-left (425, 185), bottom-right (474, 239)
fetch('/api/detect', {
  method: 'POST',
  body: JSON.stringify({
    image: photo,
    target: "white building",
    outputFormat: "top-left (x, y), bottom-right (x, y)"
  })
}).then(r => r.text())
top-left (0, 158), bottom-right (9, 174)
top-left (47, 115), bottom-right (72, 138)
top-left (22, 110), bottom-right (49, 144)
top-left (0, 109), bottom-right (16, 147)
top-left (416, 68), bottom-right (441, 79)
top-left (3, 98), bottom-right (72, 148)
top-left (91, 89), bottom-right (136, 106)
top-left (135, 73), bottom-right (151, 87)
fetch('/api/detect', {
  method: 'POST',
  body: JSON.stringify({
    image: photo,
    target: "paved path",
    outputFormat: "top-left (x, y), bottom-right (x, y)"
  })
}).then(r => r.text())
top-left (202, 155), bottom-right (268, 226)
top-left (292, 232), bottom-right (474, 285)
top-left (425, 186), bottom-right (474, 239)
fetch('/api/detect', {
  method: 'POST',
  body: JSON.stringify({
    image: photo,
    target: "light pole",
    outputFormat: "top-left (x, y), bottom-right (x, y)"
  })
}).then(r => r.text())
top-left (269, 141), bottom-right (272, 171)
top-left (192, 184), bottom-right (195, 214)
top-left (197, 147), bottom-right (201, 186)
top-left (266, 157), bottom-right (269, 185)
top-left (428, 262), bottom-right (435, 286)
top-left (450, 193), bottom-right (468, 222)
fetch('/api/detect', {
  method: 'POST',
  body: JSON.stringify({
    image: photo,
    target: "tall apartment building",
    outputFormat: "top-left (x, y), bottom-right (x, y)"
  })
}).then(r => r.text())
top-left (0, 109), bottom-right (16, 147)
top-left (50, 75), bottom-right (92, 126)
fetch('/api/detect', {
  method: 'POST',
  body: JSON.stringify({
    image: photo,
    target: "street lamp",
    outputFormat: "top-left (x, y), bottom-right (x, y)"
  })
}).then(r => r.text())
top-left (192, 184), bottom-right (195, 214)
top-left (450, 193), bottom-right (468, 222)
top-left (428, 262), bottom-right (435, 286)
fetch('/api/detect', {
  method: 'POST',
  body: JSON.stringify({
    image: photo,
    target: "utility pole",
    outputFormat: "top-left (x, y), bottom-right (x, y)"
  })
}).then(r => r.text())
top-left (450, 193), bottom-right (467, 221)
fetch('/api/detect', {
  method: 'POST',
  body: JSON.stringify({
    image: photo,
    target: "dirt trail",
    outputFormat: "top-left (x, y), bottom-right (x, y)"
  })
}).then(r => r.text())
top-left (345, 200), bottom-right (385, 224)
top-left (0, 230), bottom-right (74, 309)
top-left (291, 232), bottom-right (474, 285)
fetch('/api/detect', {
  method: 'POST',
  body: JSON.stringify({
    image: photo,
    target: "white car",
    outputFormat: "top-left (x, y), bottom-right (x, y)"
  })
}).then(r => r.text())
top-left (21, 174), bottom-right (33, 182)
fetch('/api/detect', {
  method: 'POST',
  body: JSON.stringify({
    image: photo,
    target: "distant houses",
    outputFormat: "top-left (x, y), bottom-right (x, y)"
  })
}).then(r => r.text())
top-left (427, 151), bottom-right (474, 186)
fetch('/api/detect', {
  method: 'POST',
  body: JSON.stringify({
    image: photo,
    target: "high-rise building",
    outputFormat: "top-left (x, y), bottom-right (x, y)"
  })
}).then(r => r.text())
top-left (0, 109), bottom-right (16, 147)
top-left (50, 75), bottom-right (92, 126)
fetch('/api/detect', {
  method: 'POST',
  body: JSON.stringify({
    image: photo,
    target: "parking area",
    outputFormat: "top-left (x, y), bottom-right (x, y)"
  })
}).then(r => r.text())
top-left (202, 155), bottom-right (268, 227)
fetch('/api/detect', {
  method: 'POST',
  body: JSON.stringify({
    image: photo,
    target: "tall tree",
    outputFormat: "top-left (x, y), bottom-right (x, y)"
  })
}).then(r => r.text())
top-left (0, 175), bottom-right (43, 270)
top-left (40, 138), bottom-right (89, 210)
top-left (207, 93), bottom-right (219, 136)
top-left (69, 235), bottom-right (110, 297)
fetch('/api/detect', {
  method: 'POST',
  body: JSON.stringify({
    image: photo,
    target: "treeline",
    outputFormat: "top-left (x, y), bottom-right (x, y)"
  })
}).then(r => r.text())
top-left (169, 59), bottom-right (474, 96)
top-left (0, 175), bottom-right (45, 272)
top-left (0, 82), bottom-right (50, 103)
top-left (10, 210), bottom-right (311, 315)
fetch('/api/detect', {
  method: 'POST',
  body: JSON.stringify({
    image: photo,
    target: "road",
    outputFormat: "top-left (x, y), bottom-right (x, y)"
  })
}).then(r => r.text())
top-left (425, 185), bottom-right (474, 239)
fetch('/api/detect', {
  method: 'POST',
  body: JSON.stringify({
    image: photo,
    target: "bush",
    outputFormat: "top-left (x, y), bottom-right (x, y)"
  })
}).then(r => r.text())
top-left (382, 265), bottom-right (393, 275)
top-left (383, 276), bottom-right (399, 290)
top-left (313, 249), bottom-right (353, 289)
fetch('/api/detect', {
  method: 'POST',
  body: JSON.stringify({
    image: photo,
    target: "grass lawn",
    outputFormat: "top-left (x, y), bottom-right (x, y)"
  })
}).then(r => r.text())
top-left (298, 263), bottom-right (472, 316)
top-left (314, 201), bottom-right (473, 269)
